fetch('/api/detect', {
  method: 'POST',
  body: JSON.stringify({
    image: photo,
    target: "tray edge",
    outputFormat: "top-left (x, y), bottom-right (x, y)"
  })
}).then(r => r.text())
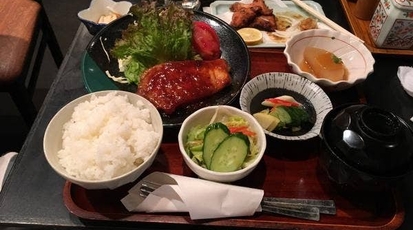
top-left (339, 0), bottom-right (413, 56)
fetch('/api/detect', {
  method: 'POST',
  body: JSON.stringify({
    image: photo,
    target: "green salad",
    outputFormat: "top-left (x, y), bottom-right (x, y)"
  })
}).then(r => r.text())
top-left (110, 2), bottom-right (195, 84)
top-left (184, 116), bottom-right (260, 172)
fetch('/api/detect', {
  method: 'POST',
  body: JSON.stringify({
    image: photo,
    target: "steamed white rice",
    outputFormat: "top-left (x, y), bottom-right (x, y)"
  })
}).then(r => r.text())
top-left (57, 92), bottom-right (160, 181)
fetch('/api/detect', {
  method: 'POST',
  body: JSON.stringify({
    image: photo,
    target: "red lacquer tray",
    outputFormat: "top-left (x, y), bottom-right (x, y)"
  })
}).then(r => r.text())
top-left (63, 49), bottom-right (404, 229)
top-left (63, 142), bottom-right (404, 229)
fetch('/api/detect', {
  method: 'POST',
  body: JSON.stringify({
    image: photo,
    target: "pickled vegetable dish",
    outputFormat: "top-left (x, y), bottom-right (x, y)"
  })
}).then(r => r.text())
top-left (253, 95), bottom-right (312, 132)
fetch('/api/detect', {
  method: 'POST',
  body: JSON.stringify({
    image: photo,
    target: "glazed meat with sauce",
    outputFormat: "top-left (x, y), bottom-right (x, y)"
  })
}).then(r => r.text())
top-left (137, 59), bottom-right (231, 114)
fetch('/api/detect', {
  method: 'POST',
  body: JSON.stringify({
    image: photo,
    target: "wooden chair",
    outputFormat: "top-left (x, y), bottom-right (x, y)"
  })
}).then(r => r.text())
top-left (0, 0), bottom-right (63, 127)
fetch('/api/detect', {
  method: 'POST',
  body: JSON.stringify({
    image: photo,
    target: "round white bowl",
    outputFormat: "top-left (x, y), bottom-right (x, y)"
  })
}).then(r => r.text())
top-left (178, 105), bottom-right (267, 183)
top-left (284, 29), bottom-right (375, 91)
top-left (43, 90), bottom-right (163, 190)
top-left (78, 0), bottom-right (132, 35)
top-left (239, 72), bottom-right (333, 141)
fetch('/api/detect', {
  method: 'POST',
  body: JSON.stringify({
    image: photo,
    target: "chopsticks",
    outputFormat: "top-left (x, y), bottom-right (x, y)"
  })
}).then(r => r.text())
top-left (291, 0), bottom-right (364, 43)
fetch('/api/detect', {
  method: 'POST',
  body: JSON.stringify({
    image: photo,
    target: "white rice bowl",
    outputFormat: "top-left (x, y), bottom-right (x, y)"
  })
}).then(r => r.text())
top-left (44, 90), bottom-right (163, 190)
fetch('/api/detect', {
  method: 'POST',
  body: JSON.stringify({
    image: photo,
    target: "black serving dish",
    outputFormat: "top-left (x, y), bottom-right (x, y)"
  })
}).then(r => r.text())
top-left (81, 11), bottom-right (250, 127)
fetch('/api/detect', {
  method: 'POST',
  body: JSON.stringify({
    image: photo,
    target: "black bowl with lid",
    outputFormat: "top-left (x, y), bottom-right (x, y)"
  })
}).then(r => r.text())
top-left (319, 103), bottom-right (413, 191)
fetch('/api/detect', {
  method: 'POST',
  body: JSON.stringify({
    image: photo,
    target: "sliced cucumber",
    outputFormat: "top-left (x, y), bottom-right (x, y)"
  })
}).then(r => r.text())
top-left (283, 106), bottom-right (310, 127)
top-left (210, 133), bottom-right (250, 172)
top-left (202, 122), bottom-right (230, 169)
top-left (283, 106), bottom-right (301, 127)
top-left (270, 106), bottom-right (291, 127)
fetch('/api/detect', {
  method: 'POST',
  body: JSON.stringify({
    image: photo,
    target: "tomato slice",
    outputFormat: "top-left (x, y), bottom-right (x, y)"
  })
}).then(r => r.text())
top-left (192, 21), bottom-right (221, 60)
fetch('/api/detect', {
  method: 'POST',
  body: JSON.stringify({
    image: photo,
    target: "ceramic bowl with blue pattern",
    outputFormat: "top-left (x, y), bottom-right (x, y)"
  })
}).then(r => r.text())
top-left (239, 72), bottom-right (332, 141)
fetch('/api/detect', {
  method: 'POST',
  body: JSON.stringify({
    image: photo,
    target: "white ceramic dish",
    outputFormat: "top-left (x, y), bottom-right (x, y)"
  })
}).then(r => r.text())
top-left (78, 0), bottom-right (132, 35)
top-left (43, 90), bottom-right (163, 190)
top-left (284, 29), bottom-right (375, 91)
top-left (239, 72), bottom-right (333, 141)
top-left (208, 0), bottom-right (330, 48)
top-left (178, 105), bottom-right (266, 183)
top-left (397, 66), bottom-right (413, 98)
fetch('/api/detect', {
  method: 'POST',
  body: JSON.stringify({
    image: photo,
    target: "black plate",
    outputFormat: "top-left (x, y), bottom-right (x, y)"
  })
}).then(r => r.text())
top-left (81, 11), bottom-right (250, 127)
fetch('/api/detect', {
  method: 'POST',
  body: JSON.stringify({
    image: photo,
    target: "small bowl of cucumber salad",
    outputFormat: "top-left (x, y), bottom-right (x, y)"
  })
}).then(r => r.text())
top-left (178, 105), bottom-right (267, 183)
top-left (239, 72), bottom-right (333, 141)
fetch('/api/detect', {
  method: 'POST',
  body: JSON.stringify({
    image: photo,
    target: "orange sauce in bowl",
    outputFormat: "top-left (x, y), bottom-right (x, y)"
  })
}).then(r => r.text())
top-left (299, 47), bottom-right (348, 82)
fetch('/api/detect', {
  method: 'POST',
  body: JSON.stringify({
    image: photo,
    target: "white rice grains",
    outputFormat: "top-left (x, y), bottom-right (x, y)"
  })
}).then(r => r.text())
top-left (57, 92), bottom-right (161, 181)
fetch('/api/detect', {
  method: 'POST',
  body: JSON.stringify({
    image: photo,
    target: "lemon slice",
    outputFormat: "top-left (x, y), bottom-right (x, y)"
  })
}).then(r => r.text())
top-left (237, 28), bottom-right (263, 46)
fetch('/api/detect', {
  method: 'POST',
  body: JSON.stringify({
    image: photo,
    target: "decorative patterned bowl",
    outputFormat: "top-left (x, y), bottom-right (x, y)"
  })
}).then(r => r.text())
top-left (78, 0), bottom-right (132, 35)
top-left (284, 29), bottom-right (375, 91)
top-left (239, 72), bottom-right (333, 141)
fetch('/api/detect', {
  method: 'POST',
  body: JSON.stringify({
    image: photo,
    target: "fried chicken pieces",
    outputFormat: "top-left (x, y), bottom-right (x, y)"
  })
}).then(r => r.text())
top-left (230, 0), bottom-right (277, 32)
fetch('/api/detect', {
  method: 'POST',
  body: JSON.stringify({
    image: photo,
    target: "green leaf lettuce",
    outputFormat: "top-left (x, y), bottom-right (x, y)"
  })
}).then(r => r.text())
top-left (111, 1), bottom-right (194, 84)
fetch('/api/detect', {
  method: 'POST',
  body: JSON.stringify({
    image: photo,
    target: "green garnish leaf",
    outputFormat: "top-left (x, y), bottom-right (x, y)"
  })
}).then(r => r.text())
top-left (332, 54), bottom-right (343, 64)
top-left (110, 1), bottom-right (195, 84)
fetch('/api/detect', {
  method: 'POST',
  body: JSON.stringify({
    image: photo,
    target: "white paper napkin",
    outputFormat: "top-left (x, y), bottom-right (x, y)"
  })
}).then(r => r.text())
top-left (121, 171), bottom-right (264, 220)
top-left (0, 152), bottom-right (18, 192)
top-left (397, 66), bottom-right (413, 122)
top-left (398, 66), bottom-right (413, 98)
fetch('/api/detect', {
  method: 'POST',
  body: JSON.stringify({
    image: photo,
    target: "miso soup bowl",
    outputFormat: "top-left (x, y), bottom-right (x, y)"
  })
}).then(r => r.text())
top-left (319, 103), bottom-right (413, 192)
top-left (284, 29), bottom-right (375, 91)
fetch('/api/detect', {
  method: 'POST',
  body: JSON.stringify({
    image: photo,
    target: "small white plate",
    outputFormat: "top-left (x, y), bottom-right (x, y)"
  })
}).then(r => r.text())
top-left (239, 72), bottom-right (333, 141)
top-left (208, 0), bottom-right (330, 48)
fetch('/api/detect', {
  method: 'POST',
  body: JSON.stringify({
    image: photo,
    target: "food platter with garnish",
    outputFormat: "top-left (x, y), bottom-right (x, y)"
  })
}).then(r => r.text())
top-left (208, 0), bottom-right (332, 47)
top-left (82, 2), bottom-right (250, 127)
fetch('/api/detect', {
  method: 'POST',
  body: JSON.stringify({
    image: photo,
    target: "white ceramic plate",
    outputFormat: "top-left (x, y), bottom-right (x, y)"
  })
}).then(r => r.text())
top-left (208, 0), bottom-right (330, 48)
top-left (239, 72), bottom-right (333, 141)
